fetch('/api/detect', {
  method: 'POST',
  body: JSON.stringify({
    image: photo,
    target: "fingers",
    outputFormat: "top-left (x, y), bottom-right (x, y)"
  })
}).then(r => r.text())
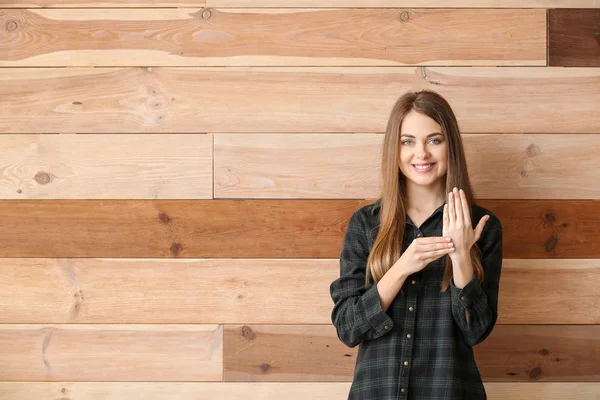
top-left (474, 215), bottom-right (489, 241)
top-left (459, 188), bottom-right (471, 226)
top-left (448, 190), bottom-right (456, 222)
top-left (453, 188), bottom-right (464, 224)
top-left (415, 237), bottom-right (454, 253)
top-left (418, 237), bottom-right (452, 244)
top-left (443, 203), bottom-right (449, 232)
top-left (425, 247), bottom-right (455, 263)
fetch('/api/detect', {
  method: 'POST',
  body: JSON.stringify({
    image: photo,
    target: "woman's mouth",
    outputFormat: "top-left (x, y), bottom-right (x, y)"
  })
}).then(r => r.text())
top-left (412, 163), bottom-right (436, 173)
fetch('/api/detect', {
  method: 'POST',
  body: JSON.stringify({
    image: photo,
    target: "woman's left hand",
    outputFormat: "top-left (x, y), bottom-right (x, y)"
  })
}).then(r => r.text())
top-left (443, 187), bottom-right (489, 257)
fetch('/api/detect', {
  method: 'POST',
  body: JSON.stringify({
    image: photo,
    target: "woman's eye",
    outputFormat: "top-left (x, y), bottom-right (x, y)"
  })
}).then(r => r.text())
top-left (402, 140), bottom-right (412, 145)
top-left (430, 139), bottom-right (441, 144)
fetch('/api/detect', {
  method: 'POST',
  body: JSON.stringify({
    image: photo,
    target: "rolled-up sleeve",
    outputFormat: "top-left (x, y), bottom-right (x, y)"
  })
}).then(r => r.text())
top-left (450, 213), bottom-right (503, 347)
top-left (330, 209), bottom-right (394, 348)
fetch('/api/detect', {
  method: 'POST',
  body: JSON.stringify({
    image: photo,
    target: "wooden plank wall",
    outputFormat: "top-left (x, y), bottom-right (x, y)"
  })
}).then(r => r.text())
top-left (0, 1), bottom-right (599, 399)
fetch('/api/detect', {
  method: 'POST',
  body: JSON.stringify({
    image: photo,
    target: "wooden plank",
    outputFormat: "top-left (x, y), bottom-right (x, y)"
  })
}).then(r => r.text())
top-left (209, 1), bottom-right (600, 7)
top-left (0, 9), bottom-right (545, 67)
top-left (0, 200), bottom-right (598, 258)
top-left (0, 134), bottom-right (212, 199)
top-left (215, 133), bottom-right (600, 199)
top-left (223, 324), bottom-right (600, 382)
top-left (1, 0), bottom-right (599, 7)
top-left (1, 383), bottom-right (598, 400)
top-left (1, 67), bottom-right (600, 134)
top-left (0, 325), bottom-right (222, 381)
top-left (1, 259), bottom-right (598, 325)
top-left (0, 0), bottom-right (201, 7)
top-left (549, 9), bottom-right (600, 67)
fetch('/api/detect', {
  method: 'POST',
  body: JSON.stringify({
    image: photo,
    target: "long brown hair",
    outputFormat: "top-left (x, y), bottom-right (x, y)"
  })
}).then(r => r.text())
top-left (365, 89), bottom-right (483, 292)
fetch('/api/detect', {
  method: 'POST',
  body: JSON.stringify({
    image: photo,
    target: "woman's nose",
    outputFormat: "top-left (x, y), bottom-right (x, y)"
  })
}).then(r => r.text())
top-left (416, 145), bottom-right (430, 159)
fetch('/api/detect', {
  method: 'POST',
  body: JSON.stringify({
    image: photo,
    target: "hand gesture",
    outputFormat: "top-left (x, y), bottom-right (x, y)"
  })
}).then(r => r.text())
top-left (443, 187), bottom-right (489, 257)
top-left (397, 236), bottom-right (455, 276)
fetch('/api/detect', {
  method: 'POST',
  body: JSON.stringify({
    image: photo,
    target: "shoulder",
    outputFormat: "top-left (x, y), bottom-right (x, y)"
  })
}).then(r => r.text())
top-left (344, 199), bottom-right (381, 240)
top-left (350, 199), bottom-right (381, 225)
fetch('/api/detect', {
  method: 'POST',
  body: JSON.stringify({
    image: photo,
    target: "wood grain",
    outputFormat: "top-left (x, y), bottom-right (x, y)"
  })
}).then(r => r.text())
top-left (0, 325), bottom-right (222, 381)
top-left (0, 134), bottom-right (212, 199)
top-left (0, 199), bottom-right (598, 258)
top-left (1, 382), bottom-right (598, 400)
top-left (215, 133), bottom-right (600, 199)
top-left (1, 0), bottom-right (599, 7)
top-left (0, 0), bottom-right (201, 6)
top-left (549, 9), bottom-right (600, 67)
top-left (1, 258), bottom-right (598, 325)
top-left (2, 67), bottom-right (600, 133)
top-left (209, 1), bottom-right (600, 7)
top-left (223, 324), bottom-right (600, 382)
top-left (0, 9), bottom-right (545, 67)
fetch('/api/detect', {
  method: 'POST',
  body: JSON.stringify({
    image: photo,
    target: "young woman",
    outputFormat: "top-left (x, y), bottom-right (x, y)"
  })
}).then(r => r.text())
top-left (330, 90), bottom-right (503, 400)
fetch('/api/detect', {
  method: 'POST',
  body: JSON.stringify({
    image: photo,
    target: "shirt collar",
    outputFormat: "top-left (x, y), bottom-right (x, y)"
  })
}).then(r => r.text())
top-left (371, 198), bottom-right (447, 217)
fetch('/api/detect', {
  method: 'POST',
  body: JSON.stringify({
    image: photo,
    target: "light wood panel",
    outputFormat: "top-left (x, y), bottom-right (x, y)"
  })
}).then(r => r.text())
top-left (0, 0), bottom-right (201, 6)
top-left (223, 324), bottom-right (600, 382)
top-left (549, 9), bottom-right (600, 67)
top-left (1, 258), bottom-right (598, 325)
top-left (0, 134), bottom-right (212, 199)
top-left (2, 68), bottom-right (600, 133)
top-left (0, 9), bottom-right (545, 67)
top-left (1, 0), bottom-right (599, 7)
top-left (0, 200), bottom-right (598, 258)
top-left (215, 133), bottom-right (600, 199)
top-left (1, 382), bottom-right (599, 400)
top-left (209, 1), bottom-right (600, 7)
top-left (0, 325), bottom-right (222, 381)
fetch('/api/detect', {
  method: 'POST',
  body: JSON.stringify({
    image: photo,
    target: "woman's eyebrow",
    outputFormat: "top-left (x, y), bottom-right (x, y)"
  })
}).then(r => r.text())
top-left (400, 132), bottom-right (443, 138)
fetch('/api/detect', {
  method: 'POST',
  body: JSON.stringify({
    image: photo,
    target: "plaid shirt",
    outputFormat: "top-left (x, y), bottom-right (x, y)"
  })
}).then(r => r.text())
top-left (330, 199), bottom-right (503, 400)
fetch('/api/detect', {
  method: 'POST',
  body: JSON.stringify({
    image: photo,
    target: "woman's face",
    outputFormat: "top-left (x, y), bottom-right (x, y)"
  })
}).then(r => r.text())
top-left (398, 110), bottom-right (449, 189)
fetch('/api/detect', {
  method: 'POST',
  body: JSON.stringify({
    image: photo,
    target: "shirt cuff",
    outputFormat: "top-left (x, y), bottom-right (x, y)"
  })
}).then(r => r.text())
top-left (451, 274), bottom-right (487, 314)
top-left (363, 282), bottom-right (394, 334)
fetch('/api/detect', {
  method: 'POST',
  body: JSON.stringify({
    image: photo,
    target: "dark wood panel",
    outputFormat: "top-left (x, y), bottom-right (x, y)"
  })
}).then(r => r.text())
top-left (549, 9), bottom-right (600, 67)
top-left (0, 200), bottom-right (598, 258)
top-left (223, 324), bottom-right (600, 382)
top-left (0, 9), bottom-right (545, 66)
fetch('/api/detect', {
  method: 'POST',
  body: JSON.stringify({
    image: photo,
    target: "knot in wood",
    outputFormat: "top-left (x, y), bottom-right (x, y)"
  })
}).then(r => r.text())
top-left (202, 9), bottom-right (212, 20)
top-left (6, 20), bottom-right (17, 32)
top-left (34, 172), bottom-right (51, 185)
top-left (241, 325), bottom-right (256, 340)
top-left (400, 11), bottom-right (410, 22)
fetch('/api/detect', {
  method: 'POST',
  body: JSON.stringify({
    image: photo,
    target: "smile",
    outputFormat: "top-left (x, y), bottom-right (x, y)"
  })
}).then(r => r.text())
top-left (412, 163), bottom-right (436, 173)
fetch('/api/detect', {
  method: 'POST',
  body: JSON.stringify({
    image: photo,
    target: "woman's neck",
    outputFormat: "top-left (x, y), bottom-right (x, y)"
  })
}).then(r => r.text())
top-left (406, 181), bottom-right (445, 212)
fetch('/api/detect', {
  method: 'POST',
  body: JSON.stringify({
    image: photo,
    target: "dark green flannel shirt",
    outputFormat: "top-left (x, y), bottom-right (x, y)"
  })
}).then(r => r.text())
top-left (330, 199), bottom-right (503, 400)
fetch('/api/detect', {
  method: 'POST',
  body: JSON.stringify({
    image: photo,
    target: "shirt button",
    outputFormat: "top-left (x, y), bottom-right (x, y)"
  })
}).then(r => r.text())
top-left (407, 334), bottom-right (412, 339)
top-left (411, 280), bottom-right (416, 285)
top-left (409, 306), bottom-right (414, 311)
top-left (416, 232), bottom-right (422, 237)
top-left (384, 325), bottom-right (389, 330)
top-left (461, 296), bottom-right (466, 301)
top-left (404, 361), bottom-right (409, 366)
top-left (401, 388), bottom-right (406, 393)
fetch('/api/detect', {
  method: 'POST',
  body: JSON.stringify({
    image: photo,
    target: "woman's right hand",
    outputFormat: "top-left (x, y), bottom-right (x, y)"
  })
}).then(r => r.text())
top-left (395, 237), bottom-right (455, 276)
